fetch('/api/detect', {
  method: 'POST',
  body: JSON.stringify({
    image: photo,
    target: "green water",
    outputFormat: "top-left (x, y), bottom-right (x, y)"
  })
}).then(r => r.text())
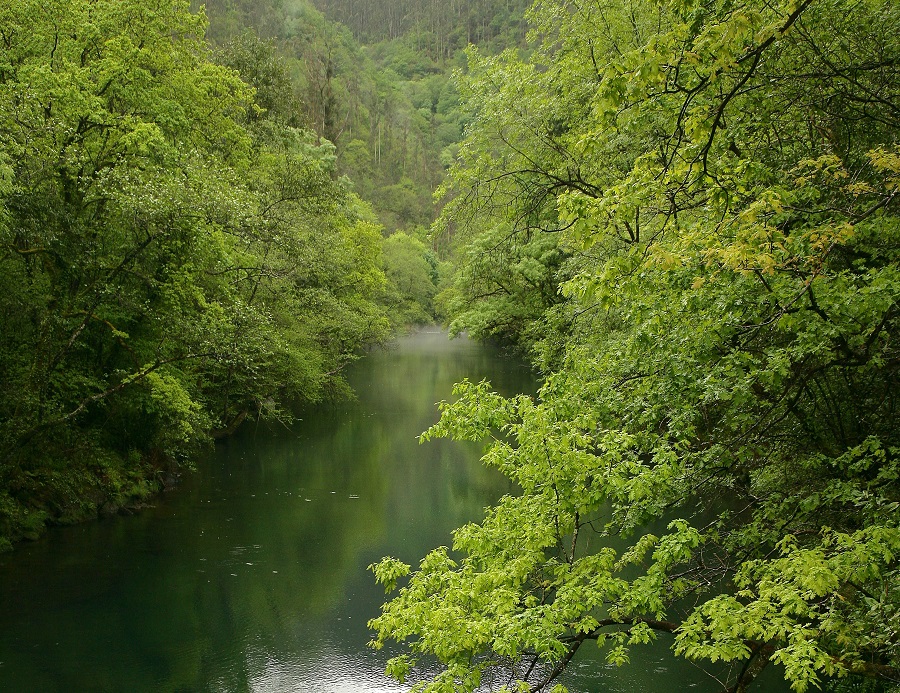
top-left (0, 329), bottom-right (789, 692)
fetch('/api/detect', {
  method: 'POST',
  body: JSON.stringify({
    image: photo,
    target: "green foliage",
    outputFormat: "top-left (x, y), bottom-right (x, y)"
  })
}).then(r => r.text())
top-left (200, 0), bottom-right (455, 235)
top-left (0, 0), bottom-right (390, 544)
top-left (440, 223), bottom-right (566, 357)
top-left (371, 0), bottom-right (900, 691)
top-left (380, 231), bottom-right (442, 326)
top-left (200, 0), bottom-right (534, 239)
top-left (214, 31), bottom-right (306, 127)
top-left (311, 0), bottom-right (532, 61)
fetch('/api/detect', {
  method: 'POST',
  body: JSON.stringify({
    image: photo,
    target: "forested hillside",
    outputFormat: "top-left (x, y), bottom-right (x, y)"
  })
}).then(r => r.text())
top-left (197, 0), bottom-right (531, 233)
top-left (311, 0), bottom-right (531, 58)
top-left (197, 0), bottom-right (479, 325)
top-left (368, 0), bottom-right (900, 691)
top-left (0, 0), bottom-right (396, 546)
top-left (197, 0), bottom-right (456, 233)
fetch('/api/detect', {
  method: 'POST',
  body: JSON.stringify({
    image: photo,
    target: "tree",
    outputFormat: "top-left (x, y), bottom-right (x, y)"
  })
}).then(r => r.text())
top-left (440, 222), bottom-right (566, 355)
top-left (198, 0), bottom-right (530, 237)
top-left (381, 230), bottom-right (441, 325)
top-left (368, 0), bottom-right (900, 691)
top-left (0, 0), bottom-right (389, 545)
top-left (215, 31), bottom-right (307, 127)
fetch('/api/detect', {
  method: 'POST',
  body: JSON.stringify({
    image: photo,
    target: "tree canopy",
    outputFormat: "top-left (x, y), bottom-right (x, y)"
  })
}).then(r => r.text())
top-left (199, 0), bottom-right (470, 234)
top-left (0, 0), bottom-right (391, 544)
top-left (369, 0), bottom-right (900, 691)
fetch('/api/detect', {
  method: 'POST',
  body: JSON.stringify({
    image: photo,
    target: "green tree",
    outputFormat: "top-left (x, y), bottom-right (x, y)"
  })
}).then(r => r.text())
top-left (381, 231), bottom-right (440, 325)
top-left (439, 222), bottom-right (566, 356)
top-left (0, 0), bottom-right (389, 545)
top-left (200, 0), bottom-right (446, 233)
top-left (369, 0), bottom-right (900, 691)
top-left (215, 30), bottom-right (306, 127)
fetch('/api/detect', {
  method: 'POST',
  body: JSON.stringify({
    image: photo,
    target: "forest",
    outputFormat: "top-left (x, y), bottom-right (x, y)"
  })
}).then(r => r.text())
top-left (1, 0), bottom-right (898, 692)
top-left (0, 0), bottom-right (458, 547)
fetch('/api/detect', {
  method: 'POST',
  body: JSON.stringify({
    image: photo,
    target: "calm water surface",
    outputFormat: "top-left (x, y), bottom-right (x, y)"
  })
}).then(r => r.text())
top-left (0, 329), bottom-right (789, 692)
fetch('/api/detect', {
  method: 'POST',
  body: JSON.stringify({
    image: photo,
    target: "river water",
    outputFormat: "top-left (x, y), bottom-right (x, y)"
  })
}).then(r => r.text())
top-left (0, 329), bottom-right (789, 692)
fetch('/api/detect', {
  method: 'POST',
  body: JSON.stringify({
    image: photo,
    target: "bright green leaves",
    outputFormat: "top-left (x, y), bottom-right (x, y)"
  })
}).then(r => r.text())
top-left (143, 371), bottom-right (212, 450)
top-left (368, 469), bottom-right (709, 688)
top-left (378, 368), bottom-right (719, 688)
top-left (370, 557), bottom-right (413, 594)
top-left (676, 526), bottom-right (900, 691)
top-left (0, 0), bottom-right (394, 543)
top-left (377, 0), bottom-right (900, 689)
top-left (2, 0), bottom-right (253, 171)
top-left (420, 379), bottom-right (518, 443)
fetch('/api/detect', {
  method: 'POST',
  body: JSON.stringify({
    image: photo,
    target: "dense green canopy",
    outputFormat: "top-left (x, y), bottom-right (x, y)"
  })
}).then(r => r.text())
top-left (0, 0), bottom-right (390, 544)
top-left (369, 0), bottom-right (900, 691)
top-left (1, 0), bottom-right (897, 689)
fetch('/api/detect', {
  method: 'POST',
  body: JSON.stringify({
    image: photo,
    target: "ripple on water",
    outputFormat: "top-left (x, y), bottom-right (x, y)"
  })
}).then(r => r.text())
top-left (242, 651), bottom-right (408, 693)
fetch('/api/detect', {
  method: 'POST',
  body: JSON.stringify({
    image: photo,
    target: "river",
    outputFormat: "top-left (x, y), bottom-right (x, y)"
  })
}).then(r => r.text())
top-left (0, 329), bottom-right (789, 692)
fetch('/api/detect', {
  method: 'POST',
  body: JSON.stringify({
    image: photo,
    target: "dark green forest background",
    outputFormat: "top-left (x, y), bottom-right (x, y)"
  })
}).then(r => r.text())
top-left (200, 0), bottom-right (531, 233)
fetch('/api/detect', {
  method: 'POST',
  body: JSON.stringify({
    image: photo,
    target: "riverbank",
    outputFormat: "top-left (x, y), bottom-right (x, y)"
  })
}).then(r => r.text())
top-left (0, 326), bottom-right (440, 551)
top-left (0, 329), bottom-right (532, 691)
top-left (0, 447), bottom-right (179, 550)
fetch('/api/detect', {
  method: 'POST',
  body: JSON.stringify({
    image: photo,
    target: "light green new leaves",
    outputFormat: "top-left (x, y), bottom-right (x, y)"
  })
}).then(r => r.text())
top-left (376, 0), bottom-right (900, 689)
top-left (677, 527), bottom-right (900, 690)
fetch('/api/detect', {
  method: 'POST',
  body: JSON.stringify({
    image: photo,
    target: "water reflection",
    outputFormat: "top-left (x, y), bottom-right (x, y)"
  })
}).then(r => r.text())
top-left (0, 330), bottom-right (529, 692)
top-left (0, 330), bottom-right (790, 692)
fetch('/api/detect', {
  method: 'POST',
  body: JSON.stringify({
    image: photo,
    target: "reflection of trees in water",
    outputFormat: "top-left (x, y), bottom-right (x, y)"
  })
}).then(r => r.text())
top-left (0, 332), bottom-right (535, 692)
top-left (157, 428), bottom-right (393, 691)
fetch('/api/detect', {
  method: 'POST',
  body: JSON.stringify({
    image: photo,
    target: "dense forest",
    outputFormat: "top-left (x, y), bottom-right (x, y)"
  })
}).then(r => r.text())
top-left (198, 0), bottom-right (467, 232)
top-left (311, 0), bottom-right (531, 56)
top-left (1, 0), bottom-right (898, 691)
top-left (368, 0), bottom-right (900, 692)
top-left (0, 0), bottom-right (456, 547)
